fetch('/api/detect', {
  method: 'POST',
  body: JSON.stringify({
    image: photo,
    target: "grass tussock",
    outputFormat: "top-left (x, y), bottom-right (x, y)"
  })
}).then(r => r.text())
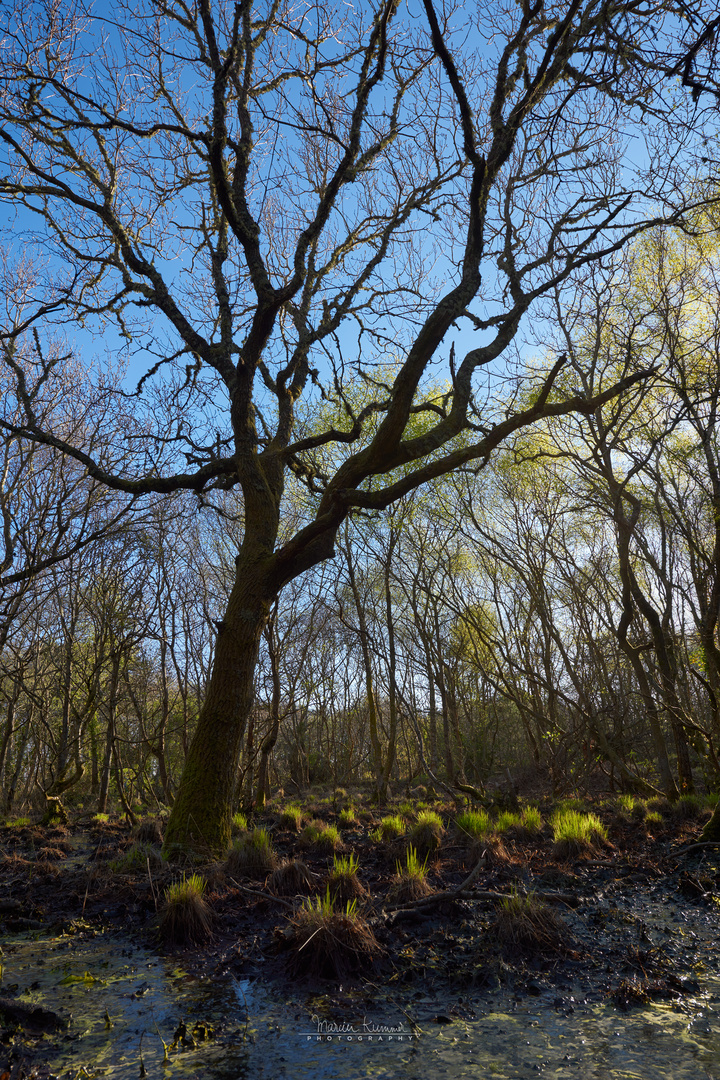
top-left (327, 853), bottom-right (366, 904)
top-left (225, 827), bottom-right (277, 876)
top-left (136, 818), bottom-right (164, 845)
top-left (490, 890), bottom-right (570, 958)
top-left (159, 874), bottom-right (212, 946)
top-left (270, 858), bottom-right (315, 896)
top-left (389, 846), bottom-right (433, 903)
top-left (372, 815), bottom-right (406, 842)
top-left (302, 821), bottom-right (342, 852)
top-left (338, 807), bottom-right (359, 830)
top-left (408, 810), bottom-right (444, 859)
top-left (288, 888), bottom-right (382, 980)
top-left (455, 809), bottom-right (492, 842)
top-left (551, 810), bottom-right (607, 859)
top-left (110, 842), bottom-right (164, 875)
top-left (278, 806), bottom-right (304, 832)
top-left (672, 793), bottom-right (704, 821)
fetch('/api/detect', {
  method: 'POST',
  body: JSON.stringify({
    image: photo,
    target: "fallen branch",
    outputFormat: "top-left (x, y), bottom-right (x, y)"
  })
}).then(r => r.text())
top-left (228, 876), bottom-right (295, 910)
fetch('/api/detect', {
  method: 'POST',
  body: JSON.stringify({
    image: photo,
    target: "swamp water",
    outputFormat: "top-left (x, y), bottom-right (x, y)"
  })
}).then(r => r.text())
top-left (3, 889), bottom-right (720, 1078)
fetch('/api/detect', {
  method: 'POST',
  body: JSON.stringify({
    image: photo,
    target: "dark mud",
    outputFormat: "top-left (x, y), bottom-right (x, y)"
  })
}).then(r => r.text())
top-left (2, 800), bottom-right (720, 1078)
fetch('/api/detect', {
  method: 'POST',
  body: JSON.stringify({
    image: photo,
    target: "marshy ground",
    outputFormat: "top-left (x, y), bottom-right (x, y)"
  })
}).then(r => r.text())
top-left (2, 787), bottom-right (720, 1078)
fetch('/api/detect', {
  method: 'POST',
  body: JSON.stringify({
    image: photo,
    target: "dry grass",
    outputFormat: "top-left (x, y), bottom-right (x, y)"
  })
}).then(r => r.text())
top-left (490, 890), bottom-right (570, 958)
top-left (159, 874), bottom-right (213, 946)
top-left (136, 818), bottom-right (163, 845)
top-left (469, 834), bottom-right (510, 867)
top-left (288, 889), bottom-right (382, 979)
top-left (270, 858), bottom-right (315, 896)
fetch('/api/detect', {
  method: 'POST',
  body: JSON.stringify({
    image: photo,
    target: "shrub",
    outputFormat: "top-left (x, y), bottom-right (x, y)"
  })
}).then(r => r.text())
top-left (455, 810), bottom-right (492, 841)
top-left (225, 827), bottom-right (277, 876)
top-left (408, 810), bottom-right (444, 859)
top-left (389, 846), bottom-right (432, 903)
top-left (159, 874), bottom-right (212, 946)
top-left (288, 888), bottom-right (382, 979)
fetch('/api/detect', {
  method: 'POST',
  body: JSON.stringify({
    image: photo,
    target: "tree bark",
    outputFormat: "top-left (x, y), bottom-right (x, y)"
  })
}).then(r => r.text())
top-left (163, 557), bottom-right (272, 855)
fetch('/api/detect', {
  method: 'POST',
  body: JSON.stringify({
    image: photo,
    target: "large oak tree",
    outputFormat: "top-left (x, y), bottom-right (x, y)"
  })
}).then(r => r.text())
top-left (0, 0), bottom-right (714, 853)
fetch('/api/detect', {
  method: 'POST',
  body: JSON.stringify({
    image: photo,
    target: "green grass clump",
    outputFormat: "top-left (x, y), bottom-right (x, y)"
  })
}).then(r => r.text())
top-left (289, 887), bottom-right (382, 979)
top-left (231, 812), bottom-right (248, 834)
top-left (615, 795), bottom-right (647, 821)
top-left (491, 888), bottom-right (568, 957)
top-left (390, 845), bottom-right (432, 903)
top-left (555, 797), bottom-right (585, 814)
top-left (328, 852), bottom-right (365, 902)
top-left (338, 807), bottom-right (358, 829)
top-left (408, 809), bottom-right (444, 859)
top-left (551, 810), bottom-right (606, 857)
top-left (495, 811), bottom-right (520, 833)
top-left (159, 874), bottom-right (212, 946)
top-left (645, 811), bottom-right (663, 830)
top-left (278, 805), bottom-right (304, 832)
top-left (673, 793), bottom-right (703, 820)
top-left (93, 813), bottom-right (110, 824)
top-left (373, 815), bottom-right (406, 841)
top-left (519, 807), bottom-right (543, 834)
top-left (315, 824), bottom-right (341, 852)
top-left (396, 801), bottom-right (415, 820)
top-left (705, 792), bottom-right (719, 809)
top-left (2, 817), bottom-right (30, 828)
top-left (226, 827), bottom-right (277, 875)
top-left (456, 809), bottom-right (492, 840)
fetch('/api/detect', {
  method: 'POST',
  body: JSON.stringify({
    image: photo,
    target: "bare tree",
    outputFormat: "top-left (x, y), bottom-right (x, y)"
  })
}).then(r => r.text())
top-left (0, 0), bottom-right (712, 853)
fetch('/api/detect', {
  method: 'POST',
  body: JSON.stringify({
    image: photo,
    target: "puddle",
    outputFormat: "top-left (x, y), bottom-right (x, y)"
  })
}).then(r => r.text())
top-left (4, 867), bottom-right (720, 1078)
top-left (226, 979), bottom-right (720, 1079)
top-left (0, 932), bottom-right (251, 1078)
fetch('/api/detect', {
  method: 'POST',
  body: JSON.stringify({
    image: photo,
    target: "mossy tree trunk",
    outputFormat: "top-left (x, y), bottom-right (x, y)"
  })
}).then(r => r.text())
top-left (163, 555), bottom-right (274, 855)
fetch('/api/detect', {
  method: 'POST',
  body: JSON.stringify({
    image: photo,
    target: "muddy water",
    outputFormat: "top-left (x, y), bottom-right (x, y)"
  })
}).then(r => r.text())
top-left (3, 882), bottom-right (720, 1079)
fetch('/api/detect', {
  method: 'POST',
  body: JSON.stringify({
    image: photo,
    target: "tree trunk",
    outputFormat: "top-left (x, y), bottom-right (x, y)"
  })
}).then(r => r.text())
top-left (163, 560), bottom-right (272, 856)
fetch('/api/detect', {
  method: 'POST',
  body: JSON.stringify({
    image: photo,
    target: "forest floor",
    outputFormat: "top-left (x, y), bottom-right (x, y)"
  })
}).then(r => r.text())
top-left (1, 789), bottom-right (720, 1078)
